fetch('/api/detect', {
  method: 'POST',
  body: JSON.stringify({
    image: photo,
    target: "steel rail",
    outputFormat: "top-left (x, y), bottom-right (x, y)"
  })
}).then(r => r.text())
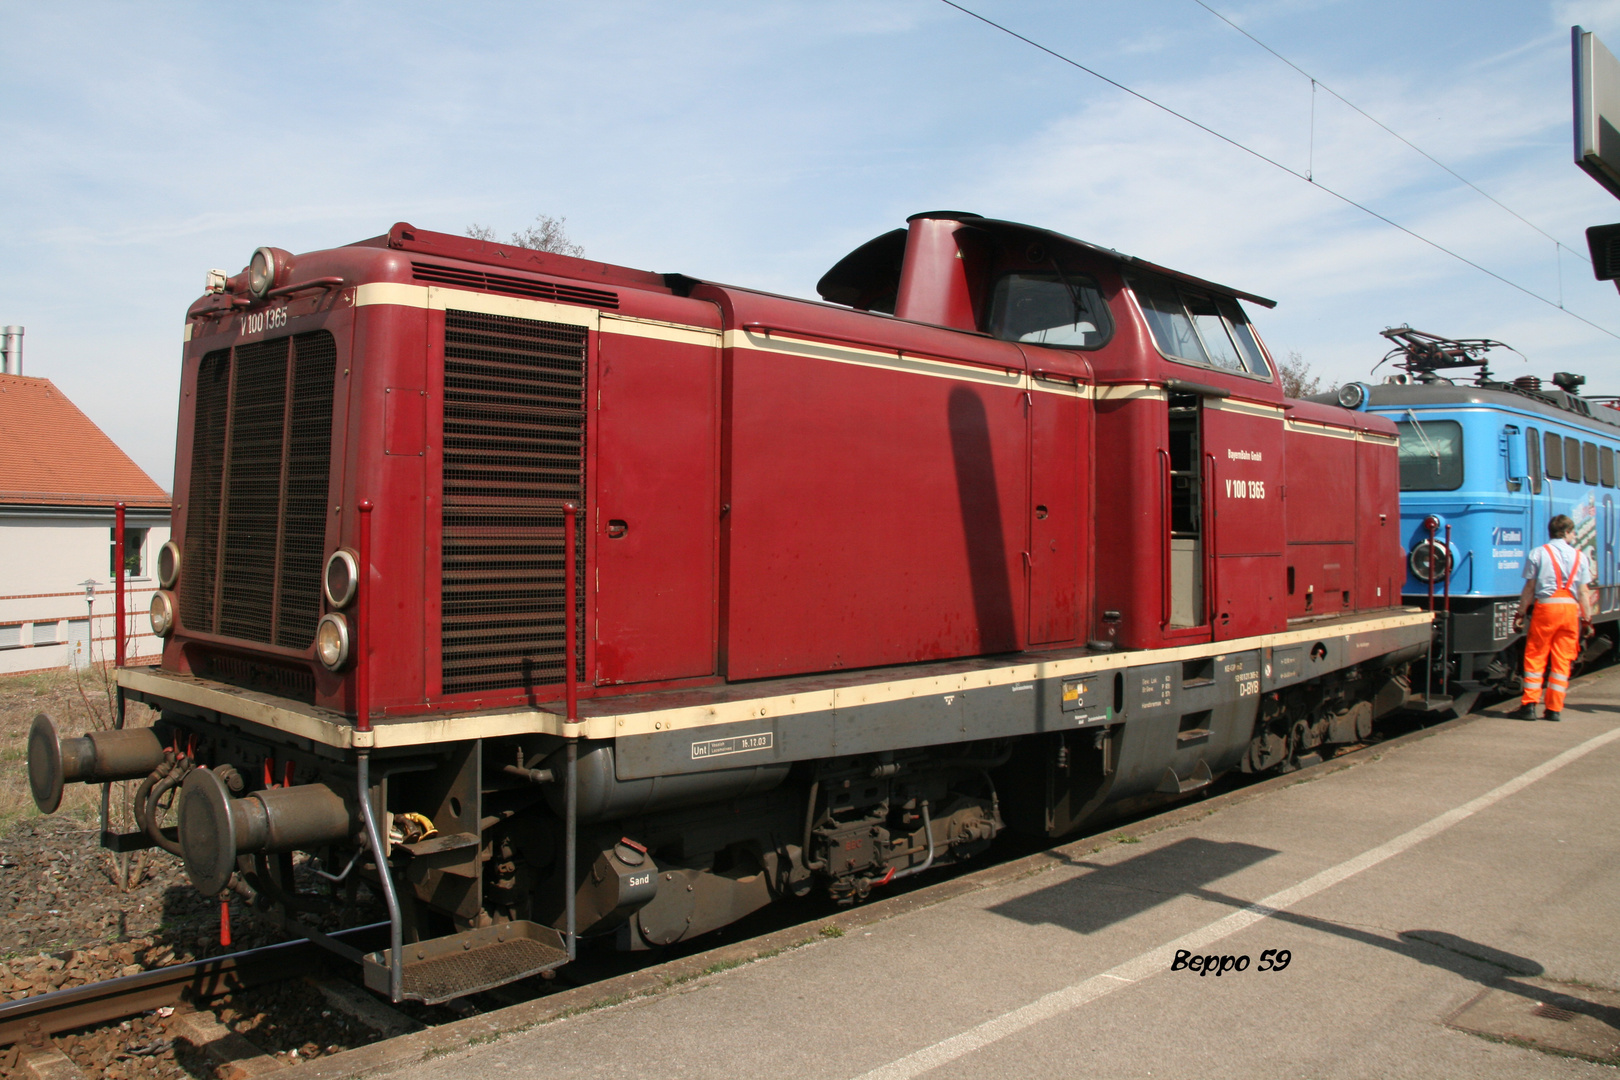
top-left (0, 922), bottom-right (387, 1046)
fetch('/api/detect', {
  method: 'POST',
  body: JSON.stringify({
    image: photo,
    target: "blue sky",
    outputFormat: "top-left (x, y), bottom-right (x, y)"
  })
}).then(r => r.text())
top-left (6, 0), bottom-right (1620, 486)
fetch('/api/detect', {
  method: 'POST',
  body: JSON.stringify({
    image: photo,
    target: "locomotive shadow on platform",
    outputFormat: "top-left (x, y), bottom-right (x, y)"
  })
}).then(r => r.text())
top-left (989, 839), bottom-right (1616, 1029)
top-left (948, 386), bottom-right (1017, 653)
top-left (988, 837), bottom-right (1277, 936)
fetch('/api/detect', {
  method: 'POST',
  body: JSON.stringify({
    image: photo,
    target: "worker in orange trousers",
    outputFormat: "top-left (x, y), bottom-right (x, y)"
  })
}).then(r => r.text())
top-left (1511, 514), bottom-right (1595, 722)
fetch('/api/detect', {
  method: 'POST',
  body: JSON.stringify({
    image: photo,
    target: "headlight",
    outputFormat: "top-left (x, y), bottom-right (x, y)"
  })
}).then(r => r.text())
top-left (149, 592), bottom-right (175, 637)
top-left (157, 540), bottom-right (181, 589)
top-left (1337, 383), bottom-right (1367, 410)
top-left (316, 613), bottom-right (351, 670)
top-left (1409, 540), bottom-right (1453, 583)
top-left (323, 549), bottom-right (359, 608)
top-left (247, 246), bottom-right (284, 299)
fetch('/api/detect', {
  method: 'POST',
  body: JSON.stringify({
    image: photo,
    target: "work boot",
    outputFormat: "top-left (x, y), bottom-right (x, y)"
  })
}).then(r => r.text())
top-left (1508, 703), bottom-right (1541, 721)
top-left (1544, 710), bottom-right (1562, 722)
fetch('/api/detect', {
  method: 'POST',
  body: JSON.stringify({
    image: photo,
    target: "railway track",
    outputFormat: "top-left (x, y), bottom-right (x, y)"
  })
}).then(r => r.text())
top-left (0, 925), bottom-right (394, 1079)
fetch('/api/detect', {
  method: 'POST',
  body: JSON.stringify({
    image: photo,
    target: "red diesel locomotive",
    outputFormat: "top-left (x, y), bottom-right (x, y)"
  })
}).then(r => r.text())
top-left (28, 212), bottom-right (1429, 1002)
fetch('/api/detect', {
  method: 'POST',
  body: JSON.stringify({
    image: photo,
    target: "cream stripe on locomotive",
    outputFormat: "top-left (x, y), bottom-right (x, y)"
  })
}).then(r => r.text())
top-left (355, 282), bottom-right (602, 329)
top-left (720, 326), bottom-right (1036, 393)
top-left (349, 283), bottom-right (1389, 436)
top-left (1209, 397), bottom-right (1284, 419)
top-left (119, 609), bottom-right (1431, 749)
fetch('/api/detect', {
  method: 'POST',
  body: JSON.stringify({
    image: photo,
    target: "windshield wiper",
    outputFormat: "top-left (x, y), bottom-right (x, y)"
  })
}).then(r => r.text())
top-left (1403, 410), bottom-right (1443, 474)
top-left (1048, 256), bottom-right (1088, 330)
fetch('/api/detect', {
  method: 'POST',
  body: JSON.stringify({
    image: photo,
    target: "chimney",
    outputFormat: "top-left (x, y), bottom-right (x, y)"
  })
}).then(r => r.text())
top-left (892, 213), bottom-right (991, 333)
top-left (1, 326), bottom-right (22, 375)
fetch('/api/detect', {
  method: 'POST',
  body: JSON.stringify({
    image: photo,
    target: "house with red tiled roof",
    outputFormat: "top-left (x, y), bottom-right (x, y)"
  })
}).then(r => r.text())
top-left (0, 373), bottom-right (171, 675)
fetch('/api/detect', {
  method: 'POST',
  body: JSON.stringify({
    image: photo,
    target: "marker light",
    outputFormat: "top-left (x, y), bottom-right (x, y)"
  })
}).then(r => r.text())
top-left (323, 549), bottom-right (359, 609)
top-left (247, 247), bottom-right (287, 300)
top-left (316, 613), bottom-right (351, 670)
top-left (149, 592), bottom-right (175, 637)
top-left (157, 540), bottom-right (181, 589)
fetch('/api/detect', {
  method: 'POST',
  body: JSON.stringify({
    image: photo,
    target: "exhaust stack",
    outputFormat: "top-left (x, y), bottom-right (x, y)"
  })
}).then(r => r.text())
top-left (1, 326), bottom-right (21, 375)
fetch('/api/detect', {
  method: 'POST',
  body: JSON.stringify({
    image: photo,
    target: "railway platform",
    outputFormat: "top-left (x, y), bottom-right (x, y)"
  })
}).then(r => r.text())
top-left (352, 669), bottom-right (1620, 1080)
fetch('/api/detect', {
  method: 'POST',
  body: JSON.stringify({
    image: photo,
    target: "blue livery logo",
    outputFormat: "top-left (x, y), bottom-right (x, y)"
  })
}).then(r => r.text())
top-left (1495, 527), bottom-right (1523, 544)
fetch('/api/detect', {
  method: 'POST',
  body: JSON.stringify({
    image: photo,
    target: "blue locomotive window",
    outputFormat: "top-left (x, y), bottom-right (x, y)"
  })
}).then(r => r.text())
top-left (1396, 419), bottom-right (1463, 490)
top-left (989, 272), bottom-right (1113, 349)
top-left (1545, 432), bottom-right (1563, 479)
top-left (1565, 436), bottom-right (1582, 482)
top-left (1602, 446), bottom-right (1614, 487)
top-left (1584, 441), bottom-right (1599, 484)
top-left (1528, 429), bottom-right (1542, 493)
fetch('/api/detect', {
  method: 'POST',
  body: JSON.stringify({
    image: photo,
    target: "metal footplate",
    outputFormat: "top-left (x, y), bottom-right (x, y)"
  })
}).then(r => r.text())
top-left (362, 921), bottom-right (569, 1004)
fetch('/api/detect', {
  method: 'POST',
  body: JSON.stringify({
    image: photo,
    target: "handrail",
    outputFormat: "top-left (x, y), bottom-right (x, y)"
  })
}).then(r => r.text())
top-left (114, 502), bottom-right (126, 670)
top-left (356, 501), bottom-right (373, 734)
top-left (738, 322), bottom-right (1019, 378)
top-left (1029, 368), bottom-right (1089, 386)
top-left (351, 499), bottom-right (402, 1000)
top-left (1204, 453), bottom-right (1219, 627)
top-left (562, 501), bottom-right (579, 964)
top-left (1158, 449), bottom-right (1172, 628)
top-left (265, 276), bottom-right (345, 300)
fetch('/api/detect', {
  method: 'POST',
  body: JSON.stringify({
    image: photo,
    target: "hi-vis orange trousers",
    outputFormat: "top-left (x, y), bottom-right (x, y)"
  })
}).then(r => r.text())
top-left (1521, 599), bottom-right (1581, 711)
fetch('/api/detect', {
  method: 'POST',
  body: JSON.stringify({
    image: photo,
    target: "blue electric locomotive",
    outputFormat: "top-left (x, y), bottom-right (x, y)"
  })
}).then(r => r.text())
top-left (1319, 327), bottom-right (1620, 693)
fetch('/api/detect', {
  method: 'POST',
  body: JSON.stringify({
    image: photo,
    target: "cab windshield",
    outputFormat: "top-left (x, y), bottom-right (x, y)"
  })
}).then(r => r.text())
top-left (1396, 418), bottom-right (1463, 491)
top-left (988, 272), bottom-right (1113, 349)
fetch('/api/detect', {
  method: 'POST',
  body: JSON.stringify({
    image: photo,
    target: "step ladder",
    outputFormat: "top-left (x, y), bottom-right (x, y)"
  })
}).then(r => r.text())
top-left (362, 920), bottom-right (569, 1004)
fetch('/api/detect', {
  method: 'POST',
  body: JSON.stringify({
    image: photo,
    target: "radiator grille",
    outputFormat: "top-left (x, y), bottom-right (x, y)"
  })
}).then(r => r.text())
top-left (180, 350), bottom-right (231, 633)
top-left (412, 261), bottom-right (619, 310)
top-left (218, 338), bottom-right (290, 641)
top-left (180, 331), bottom-right (337, 649)
top-left (276, 334), bottom-right (337, 647)
top-left (441, 309), bottom-right (586, 696)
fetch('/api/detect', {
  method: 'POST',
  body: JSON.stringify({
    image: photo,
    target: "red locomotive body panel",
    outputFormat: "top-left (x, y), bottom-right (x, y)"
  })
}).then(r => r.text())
top-left (706, 288), bottom-right (1035, 679)
top-left (159, 213), bottom-right (1403, 720)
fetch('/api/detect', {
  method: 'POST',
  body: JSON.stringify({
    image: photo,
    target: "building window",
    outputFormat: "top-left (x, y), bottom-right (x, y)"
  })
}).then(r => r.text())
top-left (0, 624), bottom-right (20, 650)
top-left (110, 527), bottom-right (149, 578)
top-left (33, 622), bottom-right (58, 646)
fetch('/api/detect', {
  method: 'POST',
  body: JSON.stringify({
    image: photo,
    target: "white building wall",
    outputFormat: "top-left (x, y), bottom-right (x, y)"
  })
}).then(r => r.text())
top-left (0, 514), bottom-right (171, 675)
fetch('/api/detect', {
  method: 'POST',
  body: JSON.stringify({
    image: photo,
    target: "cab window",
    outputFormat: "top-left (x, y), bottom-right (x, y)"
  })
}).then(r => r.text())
top-left (988, 272), bottom-right (1112, 349)
top-left (1127, 274), bottom-right (1271, 379)
top-left (1527, 428), bottom-right (1542, 493)
top-left (1396, 419), bottom-right (1463, 491)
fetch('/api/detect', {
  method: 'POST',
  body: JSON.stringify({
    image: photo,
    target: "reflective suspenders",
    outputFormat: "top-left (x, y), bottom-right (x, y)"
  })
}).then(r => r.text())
top-left (1542, 544), bottom-right (1583, 604)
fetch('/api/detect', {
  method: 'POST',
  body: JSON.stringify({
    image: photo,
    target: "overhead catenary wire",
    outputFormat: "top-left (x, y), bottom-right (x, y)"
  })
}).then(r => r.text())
top-left (1190, 0), bottom-right (1592, 266)
top-left (937, 0), bottom-right (1620, 342)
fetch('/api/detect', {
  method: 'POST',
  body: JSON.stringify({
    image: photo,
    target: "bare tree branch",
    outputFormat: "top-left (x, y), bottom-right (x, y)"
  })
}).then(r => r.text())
top-left (1279, 350), bottom-right (1325, 399)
